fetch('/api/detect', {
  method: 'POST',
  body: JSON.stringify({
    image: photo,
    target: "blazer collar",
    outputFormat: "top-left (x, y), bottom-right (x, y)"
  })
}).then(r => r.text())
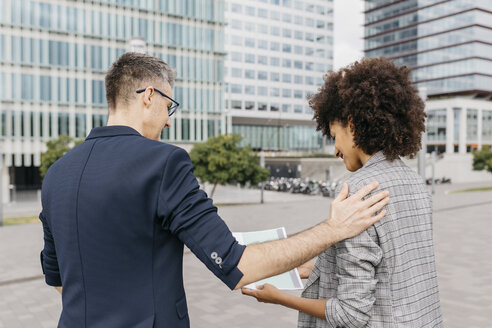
top-left (362, 151), bottom-right (387, 169)
top-left (86, 125), bottom-right (142, 140)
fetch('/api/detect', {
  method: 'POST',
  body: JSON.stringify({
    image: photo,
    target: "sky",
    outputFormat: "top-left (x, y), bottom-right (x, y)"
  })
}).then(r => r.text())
top-left (333, 0), bottom-right (365, 70)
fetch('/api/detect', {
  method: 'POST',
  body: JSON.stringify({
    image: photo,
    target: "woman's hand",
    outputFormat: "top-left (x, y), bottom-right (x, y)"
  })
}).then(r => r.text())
top-left (297, 261), bottom-right (315, 279)
top-left (241, 284), bottom-right (285, 305)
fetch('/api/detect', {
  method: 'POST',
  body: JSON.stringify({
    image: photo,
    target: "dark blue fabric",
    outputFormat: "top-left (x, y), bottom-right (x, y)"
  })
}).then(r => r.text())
top-left (39, 125), bottom-right (245, 328)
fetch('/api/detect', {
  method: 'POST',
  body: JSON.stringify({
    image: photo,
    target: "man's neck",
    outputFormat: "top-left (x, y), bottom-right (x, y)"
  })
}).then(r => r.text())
top-left (106, 110), bottom-right (145, 137)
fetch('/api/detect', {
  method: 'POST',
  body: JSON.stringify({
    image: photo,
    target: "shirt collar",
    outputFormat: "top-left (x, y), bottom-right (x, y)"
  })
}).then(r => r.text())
top-left (85, 125), bottom-right (142, 140)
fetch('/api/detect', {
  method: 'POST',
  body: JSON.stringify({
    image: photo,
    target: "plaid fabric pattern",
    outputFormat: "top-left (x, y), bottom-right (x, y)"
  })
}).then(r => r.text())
top-left (298, 152), bottom-right (443, 327)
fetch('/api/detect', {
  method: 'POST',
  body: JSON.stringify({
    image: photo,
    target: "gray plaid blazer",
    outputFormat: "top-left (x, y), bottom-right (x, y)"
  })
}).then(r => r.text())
top-left (298, 152), bottom-right (443, 327)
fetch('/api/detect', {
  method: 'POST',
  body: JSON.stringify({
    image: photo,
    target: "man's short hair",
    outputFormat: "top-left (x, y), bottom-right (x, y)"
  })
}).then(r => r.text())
top-left (309, 57), bottom-right (426, 161)
top-left (105, 52), bottom-right (176, 110)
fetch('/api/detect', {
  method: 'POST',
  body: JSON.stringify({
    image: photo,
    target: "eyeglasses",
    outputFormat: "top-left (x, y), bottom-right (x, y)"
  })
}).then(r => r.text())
top-left (136, 87), bottom-right (180, 116)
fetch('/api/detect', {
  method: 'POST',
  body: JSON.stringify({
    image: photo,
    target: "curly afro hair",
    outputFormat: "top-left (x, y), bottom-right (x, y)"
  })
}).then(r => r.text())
top-left (309, 57), bottom-right (426, 161)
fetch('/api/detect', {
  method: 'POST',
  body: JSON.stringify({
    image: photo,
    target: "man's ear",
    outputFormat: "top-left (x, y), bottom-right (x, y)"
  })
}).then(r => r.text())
top-left (142, 87), bottom-right (154, 108)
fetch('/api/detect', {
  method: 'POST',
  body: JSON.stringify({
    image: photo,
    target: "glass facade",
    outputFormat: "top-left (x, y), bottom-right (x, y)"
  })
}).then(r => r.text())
top-left (364, 0), bottom-right (492, 96)
top-left (0, 0), bottom-right (226, 156)
top-left (225, 0), bottom-right (334, 151)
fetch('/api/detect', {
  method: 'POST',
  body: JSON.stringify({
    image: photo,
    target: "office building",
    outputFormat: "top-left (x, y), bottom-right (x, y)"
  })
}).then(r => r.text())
top-left (224, 0), bottom-right (334, 151)
top-left (364, 0), bottom-right (492, 153)
top-left (0, 0), bottom-right (226, 200)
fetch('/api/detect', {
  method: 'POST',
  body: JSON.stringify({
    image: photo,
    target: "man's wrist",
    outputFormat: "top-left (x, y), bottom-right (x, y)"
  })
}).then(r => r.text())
top-left (319, 221), bottom-right (342, 245)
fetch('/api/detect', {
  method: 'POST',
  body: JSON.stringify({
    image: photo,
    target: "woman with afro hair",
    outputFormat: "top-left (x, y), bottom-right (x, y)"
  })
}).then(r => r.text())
top-left (243, 57), bottom-right (443, 327)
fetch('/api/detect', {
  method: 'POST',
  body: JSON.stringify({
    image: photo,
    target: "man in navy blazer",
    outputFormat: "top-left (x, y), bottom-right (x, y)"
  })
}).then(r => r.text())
top-left (39, 53), bottom-right (389, 327)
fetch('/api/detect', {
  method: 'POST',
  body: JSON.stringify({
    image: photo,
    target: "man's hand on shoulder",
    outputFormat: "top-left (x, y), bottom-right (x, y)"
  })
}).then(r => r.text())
top-left (327, 182), bottom-right (389, 242)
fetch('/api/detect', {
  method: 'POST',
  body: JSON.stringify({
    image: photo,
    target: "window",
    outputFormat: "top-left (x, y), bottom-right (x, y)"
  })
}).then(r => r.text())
top-left (294, 46), bottom-right (303, 54)
top-left (282, 104), bottom-right (291, 112)
top-left (258, 24), bottom-right (268, 34)
top-left (306, 33), bottom-right (314, 42)
top-left (271, 11), bottom-right (280, 21)
top-left (282, 14), bottom-right (292, 23)
top-left (294, 75), bottom-right (303, 84)
top-left (270, 72), bottom-right (280, 81)
top-left (306, 76), bottom-right (314, 85)
top-left (245, 6), bottom-right (255, 15)
top-left (305, 47), bottom-right (314, 56)
top-left (282, 59), bottom-right (292, 68)
top-left (258, 87), bottom-right (268, 96)
top-left (271, 104), bottom-right (279, 112)
top-left (282, 89), bottom-right (291, 97)
top-left (231, 4), bottom-right (242, 13)
top-left (76, 114), bottom-right (86, 138)
top-left (231, 84), bottom-right (242, 93)
top-left (258, 71), bottom-right (268, 80)
top-left (270, 88), bottom-right (279, 97)
top-left (294, 90), bottom-right (303, 99)
top-left (294, 15), bottom-right (302, 25)
top-left (270, 42), bottom-right (280, 51)
top-left (258, 40), bottom-right (268, 49)
top-left (245, 38), bottom-right (255, 47)
top-left (294, 105), bottom-right (302, 113)
top-left (294, 61), bottom-right (303, 69)
top-left (245, 85), bottom-right (255, 95)
top-left (231, 100), bottom-right (242, 109)
top-left (231, 68), bottom-right (242, 78)
top-left (317, 20), bottom-right (325, 28)
top-left (305, 18), bottom-right (314, 27)
top-left (231, 52), bottom-right (242, 62)
top-left (294, 31), bottom-right (303, 40)
top-left (270, 57), bottom-right (280, 66)
top-left (245, 54), bottom-right (255, 63)
top-left (245, 101), bottom-right (254, 110)
top-left (231, 36), bottom-right (243, 46)
top-left (283, 29), bottom-right (292, 38)
top-left (245, 69), bottom-right (255, 79)
top-left (244, 22), bottom-right (255, 32)
top-left (258, 55), bottom-right (267, 65)
top-left (231, 20), bottom-right (242, 30)
top-left (305, 62), bottom-right (313, 71)
top-left (258, 103), bottom-right (267, 111)
top-left (282, 74), bottom-right (292, 83)
top-left (271, 26), bottom-right (280, 36)
top-left (258, 9), bottom-right (268, 18)
top-left (282, 44), bottom-right (291, 53)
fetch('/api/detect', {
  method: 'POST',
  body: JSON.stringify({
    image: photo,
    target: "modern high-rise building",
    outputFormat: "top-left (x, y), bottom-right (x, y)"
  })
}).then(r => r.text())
top-left (364, 0), bottom-right (492, 153)
top-left (224, 0), bottom-right (334, 151)
top-left (0, 0), bottom-right (227, 201)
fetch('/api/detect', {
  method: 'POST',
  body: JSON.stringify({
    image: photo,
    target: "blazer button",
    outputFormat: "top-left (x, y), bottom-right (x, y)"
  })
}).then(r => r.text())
top-left (211, 252), bottom-right (218, 259)
top-left (215, 257), bottom-right (222, 265)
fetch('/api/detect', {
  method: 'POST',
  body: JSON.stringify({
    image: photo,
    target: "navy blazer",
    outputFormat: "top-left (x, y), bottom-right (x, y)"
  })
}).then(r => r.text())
top-left (39, 125), bottom-right (245, 328)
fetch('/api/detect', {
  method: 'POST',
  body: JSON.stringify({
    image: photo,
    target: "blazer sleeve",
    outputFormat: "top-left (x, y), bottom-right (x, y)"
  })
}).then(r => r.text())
top-left (157, 147), bottom-right (246, 290)
top-left (324, 182), bottom-right (383, 327)
top-left (39, 212), bottom-right (62, 286)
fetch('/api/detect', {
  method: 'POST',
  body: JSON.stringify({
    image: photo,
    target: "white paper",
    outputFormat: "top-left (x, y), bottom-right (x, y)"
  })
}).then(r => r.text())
top-left (233, 227), bottom-right (304, 290)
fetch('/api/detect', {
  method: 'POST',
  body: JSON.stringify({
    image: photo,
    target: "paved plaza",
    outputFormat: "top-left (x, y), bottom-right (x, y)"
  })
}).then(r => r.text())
top-left (0, 182), bottom-right (491, 327)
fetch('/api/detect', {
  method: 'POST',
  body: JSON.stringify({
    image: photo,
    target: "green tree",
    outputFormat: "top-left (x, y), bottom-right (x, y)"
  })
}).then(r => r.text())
top-left (190, 134), bottom-right (269, 198)
top-left (472, 148), bottom-right (492, 173)
top-left (40, 136), bottom-right (83, 179)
